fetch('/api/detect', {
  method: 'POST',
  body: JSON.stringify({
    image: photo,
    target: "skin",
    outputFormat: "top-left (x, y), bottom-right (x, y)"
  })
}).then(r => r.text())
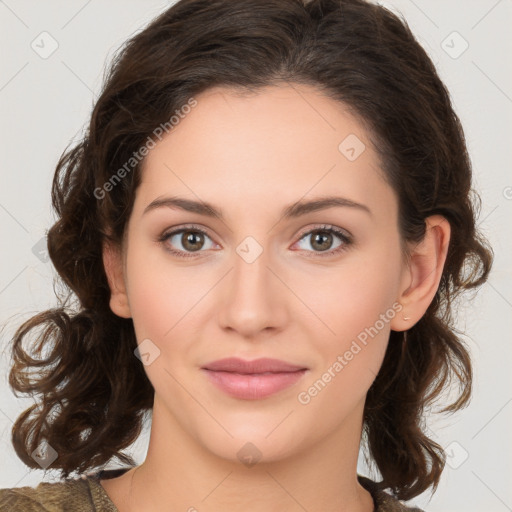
top-left (101, 83), bottom-right (450, 512)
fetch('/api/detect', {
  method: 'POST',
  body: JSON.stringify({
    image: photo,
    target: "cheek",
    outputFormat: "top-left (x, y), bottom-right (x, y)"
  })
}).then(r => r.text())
top-left (125, 241), bottom-right (208, 341)
top-left (300, 250), bottom-right (402, 341)
top-left (294, 242), bottom-right (403, 391)
top-left (124, 258), bottom-right (202, 394)
top-left (296, 265), bottom-right (399, 416)
top-left (126, 274), bottom-right (173, 341)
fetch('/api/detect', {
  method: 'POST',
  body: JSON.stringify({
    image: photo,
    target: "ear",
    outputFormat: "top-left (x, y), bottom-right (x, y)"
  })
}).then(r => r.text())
top-left (102, 240), bottom-right (132, 319)
top-left (391, 215), bottom-right (450, 331)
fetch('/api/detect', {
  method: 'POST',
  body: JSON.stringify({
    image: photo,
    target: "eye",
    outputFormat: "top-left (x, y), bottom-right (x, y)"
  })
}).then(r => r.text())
top-left (293, 224), bottom-right (353, 257)
top-left (158, 224), bottom-right (217, 258)
top-left (158, 223), bottom-right (353, 259)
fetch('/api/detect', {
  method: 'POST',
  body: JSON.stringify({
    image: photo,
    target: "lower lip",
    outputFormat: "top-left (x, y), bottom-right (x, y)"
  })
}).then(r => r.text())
top-left (201, 369), bottom-right (307, 400)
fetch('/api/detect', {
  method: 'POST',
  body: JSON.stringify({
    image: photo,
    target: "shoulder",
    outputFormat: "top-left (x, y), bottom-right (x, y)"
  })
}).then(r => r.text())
top-left (0, 474), bottom-right (99, 512)
top-left (358, 475), bottom-right (426, 512)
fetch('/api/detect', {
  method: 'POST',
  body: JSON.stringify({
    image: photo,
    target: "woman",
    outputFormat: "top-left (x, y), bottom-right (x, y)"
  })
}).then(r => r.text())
top-left (0, 0), bottom-right (492, 510)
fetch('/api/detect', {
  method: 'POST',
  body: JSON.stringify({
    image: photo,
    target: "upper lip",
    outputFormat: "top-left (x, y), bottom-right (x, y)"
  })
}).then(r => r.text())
top-left (201, 357), bottom-right (307, 374)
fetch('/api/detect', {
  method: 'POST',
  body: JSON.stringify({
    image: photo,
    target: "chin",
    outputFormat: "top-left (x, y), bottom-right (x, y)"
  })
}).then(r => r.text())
top-left (191, 414), bottom-right (309, 467)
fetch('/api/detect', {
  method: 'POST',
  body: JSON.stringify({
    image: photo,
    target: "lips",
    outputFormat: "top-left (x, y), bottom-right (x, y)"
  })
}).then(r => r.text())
top-left (202, 357), bottom-right (307, 374)
top-left (201, 357), bottom-right (308, 400)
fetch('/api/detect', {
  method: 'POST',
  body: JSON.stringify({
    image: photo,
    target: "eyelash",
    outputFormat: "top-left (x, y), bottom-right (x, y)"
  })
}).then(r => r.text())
top-left (158, 223), bottom-right (353, 259)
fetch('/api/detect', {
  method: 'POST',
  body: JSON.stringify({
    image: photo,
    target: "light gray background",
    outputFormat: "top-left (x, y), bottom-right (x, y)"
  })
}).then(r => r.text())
top-left (0, 1), bottom-right (511, 511)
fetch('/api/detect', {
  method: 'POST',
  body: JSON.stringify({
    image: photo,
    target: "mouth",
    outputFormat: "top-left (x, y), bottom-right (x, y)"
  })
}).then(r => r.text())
top-left (201, 357), bottom-right (308, 400)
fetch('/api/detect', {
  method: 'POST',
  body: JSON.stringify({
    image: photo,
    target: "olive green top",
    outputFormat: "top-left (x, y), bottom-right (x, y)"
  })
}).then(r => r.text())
top-left (0, 468), bottom-right (424, 511)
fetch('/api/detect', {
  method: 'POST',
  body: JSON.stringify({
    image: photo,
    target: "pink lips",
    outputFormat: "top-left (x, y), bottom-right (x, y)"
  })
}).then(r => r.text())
top-left (201, 357), bottom-right (308, 400)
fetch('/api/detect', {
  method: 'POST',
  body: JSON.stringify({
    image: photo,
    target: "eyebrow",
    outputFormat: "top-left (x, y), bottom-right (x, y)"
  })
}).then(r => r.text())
top-left (142, 195), bottom-right (372, 220)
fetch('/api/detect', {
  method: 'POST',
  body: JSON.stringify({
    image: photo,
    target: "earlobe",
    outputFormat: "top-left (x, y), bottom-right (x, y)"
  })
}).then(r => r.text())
top-left (102, 240), bottom-right (132, 319)
top-left (391, 215), bottom-right (451, 331)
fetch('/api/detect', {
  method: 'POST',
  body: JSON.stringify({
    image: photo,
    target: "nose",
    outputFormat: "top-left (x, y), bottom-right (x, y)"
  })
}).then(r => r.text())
top-left (216, 239), bottom-right (288, 339)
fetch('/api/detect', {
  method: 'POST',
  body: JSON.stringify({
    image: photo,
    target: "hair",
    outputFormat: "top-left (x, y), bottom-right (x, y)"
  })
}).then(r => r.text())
top-left (6, 0), bottom-right (492, 502)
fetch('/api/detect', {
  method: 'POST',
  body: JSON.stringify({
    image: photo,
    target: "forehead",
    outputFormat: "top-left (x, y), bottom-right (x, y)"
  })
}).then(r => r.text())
top-left (135, 83), bottom-right (396, 222)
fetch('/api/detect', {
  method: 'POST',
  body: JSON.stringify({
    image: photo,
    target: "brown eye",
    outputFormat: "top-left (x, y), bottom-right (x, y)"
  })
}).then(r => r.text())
top-left (159, 226), bottom-right (217, 258)
top-left (294, 225), bottom-right (352, 257)
top-left (181, 230), bottom-right (205, 252)
top-left (309, 231), bottom-right (335, 252)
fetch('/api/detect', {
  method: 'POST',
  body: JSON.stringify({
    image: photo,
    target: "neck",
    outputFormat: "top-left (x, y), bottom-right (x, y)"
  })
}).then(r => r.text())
top-left (126, 396), bottom-right (374, 512)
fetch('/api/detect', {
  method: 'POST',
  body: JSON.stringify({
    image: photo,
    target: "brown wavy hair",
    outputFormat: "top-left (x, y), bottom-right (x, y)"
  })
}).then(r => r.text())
top-left (6, 0), bottom-right (492, 502)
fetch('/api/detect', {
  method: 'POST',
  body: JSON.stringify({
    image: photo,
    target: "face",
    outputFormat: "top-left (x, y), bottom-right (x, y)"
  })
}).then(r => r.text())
top-left (110, 84), bottom-right (410, 464)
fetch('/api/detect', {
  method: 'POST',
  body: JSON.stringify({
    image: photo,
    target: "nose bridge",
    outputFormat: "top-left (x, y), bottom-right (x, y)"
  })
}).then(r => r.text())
top-left (218, 233), bottom-right (286, 336)
top-left (232, 235), bottom-right (275, 308)
top-left (233, 235), bottom-right (270, 293)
